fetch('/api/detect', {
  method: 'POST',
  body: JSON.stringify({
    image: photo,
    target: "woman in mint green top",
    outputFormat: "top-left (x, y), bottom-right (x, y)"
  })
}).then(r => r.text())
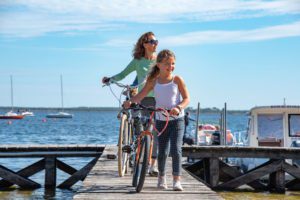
top-left (102, 31), bottom-right (159, 176)
top-left (102, 31), bottom-right (158, 95)
top-left (111, 58), bottom-right (155, 97)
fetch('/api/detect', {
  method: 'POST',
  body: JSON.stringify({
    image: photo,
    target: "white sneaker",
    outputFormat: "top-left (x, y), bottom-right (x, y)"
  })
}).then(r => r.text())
top-left (157, 176), bottom-right (168, 189)
top-left (173, 180), bottom-right (183, 191)
top-left (149, 165), bottom-right (158, 177)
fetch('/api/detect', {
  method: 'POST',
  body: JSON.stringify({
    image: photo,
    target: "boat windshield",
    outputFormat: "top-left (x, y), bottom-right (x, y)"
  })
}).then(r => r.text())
top-left (289, 114), bottom-right (300, 137)
top-left (257, 114), bottom-right (283, 141)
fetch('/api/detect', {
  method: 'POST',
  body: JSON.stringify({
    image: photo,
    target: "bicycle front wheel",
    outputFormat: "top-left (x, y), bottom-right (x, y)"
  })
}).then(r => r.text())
top-left (118, 114), bottom-right (130, 177)
top-left (132, 135), bottom-right (150, 193)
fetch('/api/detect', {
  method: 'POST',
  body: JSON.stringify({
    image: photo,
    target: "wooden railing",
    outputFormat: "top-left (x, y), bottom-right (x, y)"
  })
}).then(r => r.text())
top-left (0, 145), bottom-right (104, 189)
top-left (182, 146), bottom-right (300, 193)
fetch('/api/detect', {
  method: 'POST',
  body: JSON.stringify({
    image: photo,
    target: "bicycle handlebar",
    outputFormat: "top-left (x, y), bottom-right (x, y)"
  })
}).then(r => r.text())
top-left (103, 79), bottom-right (138, 90)
top-left (126, 103), bottom-right (170, 136)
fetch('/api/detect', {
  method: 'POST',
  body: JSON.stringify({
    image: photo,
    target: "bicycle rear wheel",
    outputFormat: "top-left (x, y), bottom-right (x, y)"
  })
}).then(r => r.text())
top-left (118, 114), bottom-right (130, 177)
top-left (132, 135), bottom-right (150, 192)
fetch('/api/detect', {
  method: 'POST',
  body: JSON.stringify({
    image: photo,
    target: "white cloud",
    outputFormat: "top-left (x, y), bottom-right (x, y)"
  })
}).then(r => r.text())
top-left (0, 0), bottom-right (300, 37)
top-left (104, 21), bottom-right (300, 47)
top-left (161, 21), bottom-right (300, 46)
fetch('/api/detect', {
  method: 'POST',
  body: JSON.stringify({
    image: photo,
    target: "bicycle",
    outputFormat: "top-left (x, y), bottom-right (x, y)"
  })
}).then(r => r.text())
top-left (104, 80), bottom-right (170, 192)
top-left (103, 79), bottom-right (137, 177)
top-left (126, 103), bottom-right (170, 193)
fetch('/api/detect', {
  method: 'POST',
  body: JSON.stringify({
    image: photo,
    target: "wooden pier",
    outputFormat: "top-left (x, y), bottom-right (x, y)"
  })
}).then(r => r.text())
top-left (73, 145), bottom-right (222, 200)
top-left (2, 145), bottom-right (300, 198)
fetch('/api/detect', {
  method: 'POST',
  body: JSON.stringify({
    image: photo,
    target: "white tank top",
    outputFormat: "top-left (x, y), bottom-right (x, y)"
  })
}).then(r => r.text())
top-left (153, 76), bottom-right (184, 121)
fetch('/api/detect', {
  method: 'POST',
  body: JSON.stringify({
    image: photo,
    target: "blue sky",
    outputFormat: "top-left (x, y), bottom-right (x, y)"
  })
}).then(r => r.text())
top-left (0, 0), bottom-right (300, 110)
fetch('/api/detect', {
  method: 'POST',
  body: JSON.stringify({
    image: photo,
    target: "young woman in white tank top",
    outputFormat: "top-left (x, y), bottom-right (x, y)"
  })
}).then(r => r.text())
top-left (124, 49), bottom-right (190, 191)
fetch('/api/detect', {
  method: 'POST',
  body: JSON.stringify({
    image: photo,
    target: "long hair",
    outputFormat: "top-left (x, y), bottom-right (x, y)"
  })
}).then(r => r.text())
top-left (132, 32), bottom-right (155, 59)
top-left (147, 49), bottom-right (176, 81)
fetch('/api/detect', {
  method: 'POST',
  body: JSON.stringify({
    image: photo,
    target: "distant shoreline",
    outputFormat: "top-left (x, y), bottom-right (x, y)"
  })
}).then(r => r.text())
top-left (0, 106), bottom-right (248, 114)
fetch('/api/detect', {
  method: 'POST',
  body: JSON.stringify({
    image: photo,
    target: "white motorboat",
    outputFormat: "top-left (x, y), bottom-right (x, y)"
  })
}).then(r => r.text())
top-left (21, 111), bottom-right (34, 116)
top-left (236, 105), bottom-right (300, 171)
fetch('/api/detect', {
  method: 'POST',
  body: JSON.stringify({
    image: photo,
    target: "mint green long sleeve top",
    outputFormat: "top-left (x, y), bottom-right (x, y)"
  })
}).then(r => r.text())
top-left (111, 57), bottom-right (155, 97)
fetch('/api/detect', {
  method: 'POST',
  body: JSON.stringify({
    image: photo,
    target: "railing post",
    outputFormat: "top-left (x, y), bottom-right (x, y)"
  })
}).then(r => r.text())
top-left (45, 157), bottom-right (56, 188)
top-left (195, 102), bottom-right (200, 145)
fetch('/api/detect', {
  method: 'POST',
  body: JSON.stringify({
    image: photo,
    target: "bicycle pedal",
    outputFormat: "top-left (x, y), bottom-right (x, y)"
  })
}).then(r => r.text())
top-left (122, 145), bottom-right (132, 153)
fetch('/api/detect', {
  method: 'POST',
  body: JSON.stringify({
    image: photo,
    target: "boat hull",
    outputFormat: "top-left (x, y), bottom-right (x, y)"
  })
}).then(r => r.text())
top-left (46, 114), bottom-right (73, 118)
top-left (0, 115), bottom-right (24, 120)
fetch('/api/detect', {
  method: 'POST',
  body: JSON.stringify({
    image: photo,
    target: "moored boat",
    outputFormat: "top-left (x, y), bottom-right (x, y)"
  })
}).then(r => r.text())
top-left (21, 111), bottom-right (34, 116)
top-left (46, 75), bottom-right (73, 119)
top-left (0, 75), bottom-right (24, 120)
top-left (236, 105), bottom-right (300, 171)
top-left (46, 112), bottom-right (73, 118)
top-left (0, 111), bottom-right (24, 119)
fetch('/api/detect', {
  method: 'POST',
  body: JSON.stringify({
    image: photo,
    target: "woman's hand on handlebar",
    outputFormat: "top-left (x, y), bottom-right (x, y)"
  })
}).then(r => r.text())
top-left (102, 77), bottom-right (110, 84)
top-left (123, 100), bottom-right (132, 109)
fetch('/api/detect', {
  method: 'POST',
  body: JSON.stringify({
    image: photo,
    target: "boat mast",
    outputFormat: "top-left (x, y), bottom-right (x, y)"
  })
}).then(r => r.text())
top-left (10, 75), bottom-right (14, 111)
top-left (61, 75), bottom-right (64, 111)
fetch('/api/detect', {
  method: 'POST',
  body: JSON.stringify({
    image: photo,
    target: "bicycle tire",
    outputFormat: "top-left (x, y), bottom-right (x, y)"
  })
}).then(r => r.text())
top-left (133, 135), bottom-right (150, 193)
top-left (125, 122), bottom-right (133, 174)
top-left (118, 114), bottom-right (129, 177)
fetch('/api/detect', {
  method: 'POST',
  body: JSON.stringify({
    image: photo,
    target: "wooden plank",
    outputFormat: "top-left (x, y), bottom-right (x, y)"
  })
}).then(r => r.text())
top-left (0, 145), bottom-right (105, 152)
top-left (219, 160), bottom-right (267, 190)
top-left (45, 157), bottom-right (56, 188)
top-left (0, 151), bottom-right (101, 158)
top-left (58, 155), bottom-right (100, 188)
top-left (286, 179), bottom-right (300, 190)
top-left (57, 159), bottom-right (78, 175)
top-left (73, 145), bottom-right (223, 200)
top-left (182, 146), bottom-right (300, 159)
top-left (282, 161), bottom-right (300, 179)
top-left (0, 165), bottom-right (40, 189)
top-left (0, 158), bottom-right (45, 188)
top-left (215, 159), bottom-right (282, 190)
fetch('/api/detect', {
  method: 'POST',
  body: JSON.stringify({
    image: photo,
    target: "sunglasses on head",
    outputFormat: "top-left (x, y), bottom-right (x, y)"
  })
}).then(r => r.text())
top-left (145, 39), bottom-right (158, 45)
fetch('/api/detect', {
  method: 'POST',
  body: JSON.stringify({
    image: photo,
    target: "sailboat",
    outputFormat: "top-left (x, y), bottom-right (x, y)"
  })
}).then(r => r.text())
top-left (46, 75), bottom-right (73, 118)
top-left (0, 75), bottom-right (24, 120)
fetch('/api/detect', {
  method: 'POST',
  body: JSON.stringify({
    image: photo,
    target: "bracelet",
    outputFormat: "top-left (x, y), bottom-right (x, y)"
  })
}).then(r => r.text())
top-left (176, 105), bottom-right (182, 112)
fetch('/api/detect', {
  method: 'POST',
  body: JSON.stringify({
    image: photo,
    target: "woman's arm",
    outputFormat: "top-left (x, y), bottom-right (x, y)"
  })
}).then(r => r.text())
top-left (111, 59), bottom-right (137, 81)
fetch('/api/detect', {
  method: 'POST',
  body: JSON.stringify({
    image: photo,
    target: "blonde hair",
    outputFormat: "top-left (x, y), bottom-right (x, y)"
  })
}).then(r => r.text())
top-left (147, 49), bottom-right (176, 81)
top-left (132, 32), bottom-right (155, 59)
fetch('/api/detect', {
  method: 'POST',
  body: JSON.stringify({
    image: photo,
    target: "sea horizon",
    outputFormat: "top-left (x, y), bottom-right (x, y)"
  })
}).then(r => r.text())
top-left (0, 106), bottom-right (249, 114)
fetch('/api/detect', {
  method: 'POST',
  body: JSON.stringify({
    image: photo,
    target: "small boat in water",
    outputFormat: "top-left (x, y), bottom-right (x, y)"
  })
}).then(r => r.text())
top-left (46, 75), bottom-right (73, 119)
top-left (0, 75), bottom-right (24, 120)
top-left (0, 111), bottom-right (24, 120)
top-left (21, 110), bottom-right (34, 116)
top-left (46, 111), bottom-right (73, 118)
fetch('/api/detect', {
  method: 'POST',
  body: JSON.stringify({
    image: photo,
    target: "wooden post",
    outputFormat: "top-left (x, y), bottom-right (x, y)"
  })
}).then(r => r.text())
top-left (224, 103), bottom-right (227, 146)
top-left (269, 160), bottom-right (285, 193)
top-left (195, 102), bottom-right (200, 145)
top-left (45, 157), bottom-right (56, 188)
top-left (203, 158), bottom-right (219, 187)
top-left (209, 158), bottom-right (219, 188)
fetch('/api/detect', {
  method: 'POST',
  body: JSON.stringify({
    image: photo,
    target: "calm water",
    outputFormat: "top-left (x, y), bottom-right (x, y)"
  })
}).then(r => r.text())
top-left (0, 109), bottom-right (299, 199)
